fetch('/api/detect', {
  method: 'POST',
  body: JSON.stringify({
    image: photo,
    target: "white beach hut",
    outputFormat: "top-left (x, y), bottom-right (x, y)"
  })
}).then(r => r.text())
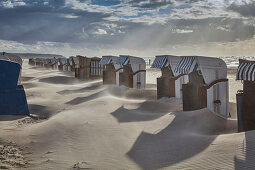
top-left (99, 56), bottom-right (120, 85)
top-left (174, 56), bottom-right (229, 117)
top-left (151, 55), bottom-right (180, 98)
top-left (115, 55), bottom-right (146, 89)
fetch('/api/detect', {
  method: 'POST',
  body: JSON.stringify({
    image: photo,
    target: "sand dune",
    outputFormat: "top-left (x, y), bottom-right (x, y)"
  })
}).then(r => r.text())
top-left (0, 60), bottom-right (254, 170)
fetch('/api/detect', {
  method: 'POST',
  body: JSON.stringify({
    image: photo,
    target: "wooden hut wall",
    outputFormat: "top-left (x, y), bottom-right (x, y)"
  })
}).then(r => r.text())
top-left (174, 75), bottom-right (189, 99)
top-left (75, 56), bottom-right (91, 80)
top-left (28, 59), bottom-right (35, 65)
top-left (242, 81), bottom-right (255, 131)
top-left (182, 71), bottom-right (205, 111)
top-left (103, 64), bottom-right (116, 84)
top-left (157, 67), bottom-right (174, 99)
top-left (58, 62), bottom-right (64, 71)
top-left (119, 65), bottom-right (133, 88)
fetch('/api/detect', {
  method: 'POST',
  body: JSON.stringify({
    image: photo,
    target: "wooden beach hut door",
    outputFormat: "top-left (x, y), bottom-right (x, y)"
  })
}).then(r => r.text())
top-left (77, 56), bottom-right (91, 80)
top-left (128, 74), bottom-right (133, 88)
top-left (243, 81), bottom-right (255, 131)
top-left (120, 65), bottom-right (133, 87)
top-left (183, 71), bottom-right (205, 111)
top-left (157, 67), bottom-right (174, 99)
top-left (103, 64), bottom-right (116, 84)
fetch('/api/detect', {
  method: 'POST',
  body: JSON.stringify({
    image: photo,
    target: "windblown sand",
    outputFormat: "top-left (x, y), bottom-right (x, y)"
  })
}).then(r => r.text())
top-left (0, 61), bottom-right (253, 170)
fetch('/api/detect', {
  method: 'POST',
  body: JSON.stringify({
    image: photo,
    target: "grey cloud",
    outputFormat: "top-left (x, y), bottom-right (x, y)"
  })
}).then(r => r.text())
top-left (129, 0), bottom-right (174, 8)
top-left (0, 3), bottom-right (110, 43)
top-left (228, 2), bottom-right (255, 17)
top-left (128, 0), bottom-right (207, 8)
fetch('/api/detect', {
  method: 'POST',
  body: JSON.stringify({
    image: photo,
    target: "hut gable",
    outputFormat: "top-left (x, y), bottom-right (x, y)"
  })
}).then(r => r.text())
top-left (151, 55), bottom-right (179, 76)
top-left (118, 55), bottom-right (146, 73)
top-left (174, 56), bottom-right (227, 85)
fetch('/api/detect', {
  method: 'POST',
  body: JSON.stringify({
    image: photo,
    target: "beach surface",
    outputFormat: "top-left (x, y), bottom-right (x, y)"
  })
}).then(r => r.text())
top-left (0, 61), bottom-right (254, 170)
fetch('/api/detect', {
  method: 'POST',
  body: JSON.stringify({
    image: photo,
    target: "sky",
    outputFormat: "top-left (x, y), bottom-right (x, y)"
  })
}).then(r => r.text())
top-left (0, 0), bottom-right (255, 57)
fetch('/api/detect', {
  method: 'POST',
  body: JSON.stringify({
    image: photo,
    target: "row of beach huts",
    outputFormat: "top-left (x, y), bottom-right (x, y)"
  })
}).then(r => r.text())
top-left (0, 52), bottom-right (254, 132)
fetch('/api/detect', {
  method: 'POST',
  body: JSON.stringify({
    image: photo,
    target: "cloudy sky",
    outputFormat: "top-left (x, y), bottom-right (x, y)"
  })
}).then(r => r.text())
top-left (0, 0), bottom-right (254, 57)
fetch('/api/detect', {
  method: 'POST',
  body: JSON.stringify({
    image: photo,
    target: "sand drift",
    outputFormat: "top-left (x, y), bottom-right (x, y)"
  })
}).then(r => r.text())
top-left (0, 61), bottom-right (254, 170)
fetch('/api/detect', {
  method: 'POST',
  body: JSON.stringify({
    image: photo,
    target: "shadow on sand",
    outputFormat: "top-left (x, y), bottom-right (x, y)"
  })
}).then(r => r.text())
top-left (111, 100), bottom-right (182, 122)
top-left (39, 76), bottom-right (81, 85)
top-left (127, 109), bottom-right (236, 170)
top-left (28, 104), bottom-right (54, 119)
top-left (21, 76), bottom-right (35, 82)
top-left (57, 82), bottom-right (103, 95)
top-left (65, 90), bottom-right (105, 105)
top-left (0, 115), bottom-right (27, 121)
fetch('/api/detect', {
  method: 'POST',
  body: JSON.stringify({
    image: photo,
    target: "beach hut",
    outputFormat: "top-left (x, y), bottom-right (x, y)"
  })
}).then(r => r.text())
top-left (174, 56), bottom-right (229, 117)
top-left (115, 55), bottom-right (146, 89)
top-left (42, 58), bottom-right (53, 69)
top-left (4, 53), bottom-right (23, 66)
top-left (51, 58), bottom-right (58, 70)
top-left (236, 59), bottom-right (255, 131)
top-left (0, 53), bottom-right (23, 84)
top-left (68, 56), bottom-right (77, 72)
top-left (0, 59), bottom-right (29, 115)
top-left (28, 58), bottom-right (36, 66)
top-left (75, 55), bottom-right (103, 80)
top-left (99, 56), bottom-right (119, 85)
top-left (151, 55), bottom-right (180, 99)
top-left (58, 58), bottom-right (67, 71)
top-left (35, 58), bottom-right (43, 67)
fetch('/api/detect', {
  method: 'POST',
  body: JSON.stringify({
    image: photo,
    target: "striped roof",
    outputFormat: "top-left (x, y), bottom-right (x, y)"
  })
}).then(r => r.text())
top-left (116, 56), bottom-right (129, 66)
top-left (174, 56), bottom-right (198, 74)
top-left (99, 56), bottom-right (112, 65)
top-left (151, 56), bottom-right (168, 68)
top-left (236, 60), bottom-right (255, 81)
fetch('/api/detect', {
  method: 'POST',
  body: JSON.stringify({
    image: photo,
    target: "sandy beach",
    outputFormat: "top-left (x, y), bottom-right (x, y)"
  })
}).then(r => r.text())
top-left (0, 60), bottom-right (253, 170)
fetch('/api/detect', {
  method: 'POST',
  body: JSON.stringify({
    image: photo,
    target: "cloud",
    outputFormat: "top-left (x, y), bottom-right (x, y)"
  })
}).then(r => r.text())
top-left (228, 1), bottom-right (255, 17)
top-left (0, 0), bottom-right (254, 56)
top-left (93, 29), bottom-right (107, 35)
top-left (1, 0), bottom-right (26, 8)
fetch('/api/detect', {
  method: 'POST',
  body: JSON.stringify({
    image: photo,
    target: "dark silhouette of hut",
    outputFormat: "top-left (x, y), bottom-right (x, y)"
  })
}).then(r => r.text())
top-left (174, 56), bottom-right (229, 117)
top-left (28, 58), bottom-right (35, 66)
top-left (151, 55), bottom-right (179, 99)
top-left (236, 59), bottom-right (255, 131)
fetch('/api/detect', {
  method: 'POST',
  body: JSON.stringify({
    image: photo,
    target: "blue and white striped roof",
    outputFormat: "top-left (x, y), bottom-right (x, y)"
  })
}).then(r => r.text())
top-left (236, 61), bottom-right (255, 81)
top-left (116, 55), bottom-right (129, 66)
top-left (151, 56), bottom-right (168, 68)
top-left (174, 56), bottom-right (198, 74)
top-left (99, 56), bottom-right (112, 65)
